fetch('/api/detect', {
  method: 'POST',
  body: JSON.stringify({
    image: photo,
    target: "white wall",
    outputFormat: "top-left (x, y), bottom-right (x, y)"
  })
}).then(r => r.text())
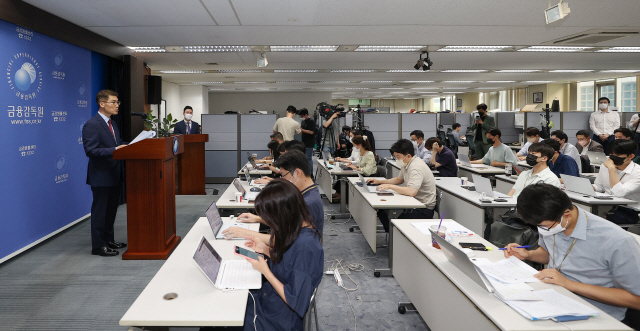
top-left (208, 92), bottom-right (332, 115)
top-left (180, 85), bottom-right (208, 124)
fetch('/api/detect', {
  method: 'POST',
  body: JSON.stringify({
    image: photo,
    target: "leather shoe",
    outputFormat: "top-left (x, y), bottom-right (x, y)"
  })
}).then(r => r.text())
top-left (107, 241), bottom-right (127, 249)
top-left (91, 246), bottom-right (119, 257)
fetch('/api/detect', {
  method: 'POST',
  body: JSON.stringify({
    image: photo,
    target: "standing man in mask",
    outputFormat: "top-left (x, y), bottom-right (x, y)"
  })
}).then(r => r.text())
top-left (589, 97), bottom-right (619, 155)
top-left (174, 106), bottom-right (200, 135)
top-left (469, 103), bottom-right (495, 160)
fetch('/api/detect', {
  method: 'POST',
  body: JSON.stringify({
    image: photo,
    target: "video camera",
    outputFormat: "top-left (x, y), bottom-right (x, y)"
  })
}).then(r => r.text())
top-left (316, 102), bottom-right (346, 120)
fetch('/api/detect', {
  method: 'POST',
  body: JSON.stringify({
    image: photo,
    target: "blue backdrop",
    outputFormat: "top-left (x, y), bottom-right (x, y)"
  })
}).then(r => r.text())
top-left (0, 19), bottom-right (93, 261)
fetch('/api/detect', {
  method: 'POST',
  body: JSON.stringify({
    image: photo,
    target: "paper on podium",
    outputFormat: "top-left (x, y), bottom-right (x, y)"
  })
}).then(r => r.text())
top-left (130, 130), bottom-right (156, 145)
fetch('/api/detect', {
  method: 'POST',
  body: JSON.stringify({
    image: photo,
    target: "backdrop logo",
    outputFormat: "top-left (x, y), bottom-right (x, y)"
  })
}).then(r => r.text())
top-left (52, 50), bottom-right (63, 69)
top-left (7, 53), bottom-right (43, 100)
top-left (172, 137), bottom-right (179, 155)
top-left (55, 154), bottom-right (67, 172)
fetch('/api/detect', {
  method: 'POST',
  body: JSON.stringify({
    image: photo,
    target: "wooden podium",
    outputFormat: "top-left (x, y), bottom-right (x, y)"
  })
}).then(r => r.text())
top-left (175, 134), bottom-right (208, 195)
top-left (113, 136), bottom-right (183, 260)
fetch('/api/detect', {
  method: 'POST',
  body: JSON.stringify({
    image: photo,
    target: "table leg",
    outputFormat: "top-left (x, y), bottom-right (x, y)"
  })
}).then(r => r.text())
top-left (330, 177), bottom-right (351, 219)
top-left (374, 223), bottom-right (394, 277)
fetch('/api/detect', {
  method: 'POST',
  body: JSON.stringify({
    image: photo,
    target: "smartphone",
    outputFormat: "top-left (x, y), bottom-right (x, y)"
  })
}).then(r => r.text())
top-left (475, 116), bottom-right (480, 120)
top-left (459, 242), bottom-right (485, 249)
top-left (494, 198), bottom-right (508, 202)
top-left (377, 192), bottom-right (394, 196)
top-left (234, 246), bottom-right (262, 261)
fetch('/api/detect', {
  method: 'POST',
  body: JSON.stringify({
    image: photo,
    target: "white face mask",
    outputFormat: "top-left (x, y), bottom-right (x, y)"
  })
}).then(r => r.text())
top-left (526, 137), bottom-right (536, 143)
top-left (395, 156), bottom-right (407, 168)
top-left (578, 140), bottom-right (588, 147)
top-left (185, 114), bottom-right (193, 120)
top-left (349, 137), bottom-right (353, 143)
top-left (599, 103), bottom-right (608, 110)
top-left (289, 172), bottom-right (299, 186)
top-left (538, 216), bottom-right (569, 237)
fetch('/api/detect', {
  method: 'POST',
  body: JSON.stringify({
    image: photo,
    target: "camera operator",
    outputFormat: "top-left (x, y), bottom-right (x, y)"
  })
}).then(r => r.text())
top-left (273, 105), bottom-right (301, 141)
top-left (299, 109), bottom-right (316, 172)
top-left (338, 125), bottom-right (352, 158)
top-left (322, 112), bottom-right (341, 155)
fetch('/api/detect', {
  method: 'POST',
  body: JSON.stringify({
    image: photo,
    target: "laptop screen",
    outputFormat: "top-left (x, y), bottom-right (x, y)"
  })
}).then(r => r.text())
top-left (247, 155), bottom-right (257, 168)
top-left (243, 167), bottom-right (252, 182)
top-left (193, 237), bottom-right (223, 285)
top-left (205, 201), bottom-right (223, 235)
top-left (233, 178), bottom-right (246, 195)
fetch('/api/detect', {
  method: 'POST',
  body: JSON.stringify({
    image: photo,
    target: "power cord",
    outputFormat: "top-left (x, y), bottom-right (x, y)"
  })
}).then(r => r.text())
top-left (556, 321), bottom-right (574, 331)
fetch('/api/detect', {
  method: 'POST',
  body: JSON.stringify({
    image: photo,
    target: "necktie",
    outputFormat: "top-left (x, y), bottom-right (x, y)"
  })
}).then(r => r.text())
top-left (108, 119), bottom-right (116, 142)
top-left (187, 121), bottom-right (190, 135)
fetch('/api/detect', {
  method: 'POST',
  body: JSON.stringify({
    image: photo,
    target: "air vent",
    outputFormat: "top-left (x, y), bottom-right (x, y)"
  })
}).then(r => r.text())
top-left (543, 29), bottom-right (640, 45)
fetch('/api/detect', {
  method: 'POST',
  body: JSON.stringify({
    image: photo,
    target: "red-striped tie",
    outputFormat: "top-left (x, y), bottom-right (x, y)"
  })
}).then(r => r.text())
top-left (108, 119), bottom-right (116, 142)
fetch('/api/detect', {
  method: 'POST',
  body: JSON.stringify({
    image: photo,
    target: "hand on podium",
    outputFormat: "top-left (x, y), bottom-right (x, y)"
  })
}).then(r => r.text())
top-left (116, 145), bottom-right (127, 150)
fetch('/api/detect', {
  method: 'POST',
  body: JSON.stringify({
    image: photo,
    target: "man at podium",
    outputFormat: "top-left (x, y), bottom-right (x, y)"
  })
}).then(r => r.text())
top-left (82, 90), bottom-right (128, 257)
top-left (173, 106), bottom-right (200, 135)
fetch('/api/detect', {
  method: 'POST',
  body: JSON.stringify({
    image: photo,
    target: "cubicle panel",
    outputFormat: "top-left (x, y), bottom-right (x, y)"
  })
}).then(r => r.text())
top-left (364, 113), bottom-right (400, 158)
top-left (205, 151), bottom-right (239, 178)
top-left (455, 113), bottom-right (471, 135)
top-left (241, 150), bottom-right (271, 160)
top-left (524, 112), bottom-right (559, 138)
top-left (400, 113), bottom-right (437, 140)
top-left (495, 112), bottom-right (518, 144)
top-left (438, 113), bottom-right (455, 130)
top-left (561, 112), bottom-right (592, 146)
top-left (241, 114), bottom-right (277, 150)
top-left (202, 114), bottom-right (238, 151)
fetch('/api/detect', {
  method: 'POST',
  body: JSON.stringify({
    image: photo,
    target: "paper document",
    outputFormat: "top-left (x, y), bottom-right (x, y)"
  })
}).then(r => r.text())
top-left (471, 258), bottom-right (540, 301)
top-left (502, 289), bottom-right (599, 320)
top-left (476, 256), bottom-right (539, 284)
top-left (411, 221), bottom-right (476, 237)
top-left (130, 130), bottom-right (156, 145)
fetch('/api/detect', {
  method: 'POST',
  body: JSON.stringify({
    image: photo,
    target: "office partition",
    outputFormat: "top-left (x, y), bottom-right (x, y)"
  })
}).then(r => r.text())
top-left (437, 113), bottom-right (455, 132)
top-left (524, 112), bottom-right (560, 139)
top-left (495, 112), bottom-right (519, 144)
top-left (401, 113), bottom-right (438, 142)
top-left (365, 113), bottom-right (400, 157)
top-left (241, 114), bottom-right (278, 163)
top-left (560, 112), bottom-right (592, 146)
top-left (455, 113), bottom-right (472, 136)
top-left (203, 114), bottom-right (239, 182)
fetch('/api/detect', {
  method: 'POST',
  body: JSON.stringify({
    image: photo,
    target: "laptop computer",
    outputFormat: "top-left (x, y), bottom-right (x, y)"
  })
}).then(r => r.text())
top-left (561, 174), bottom-right (612, 198)
top-left (472, 174), bottom-right (511, 199)
top-left (206, 201), bottom-right (250, 240)
top-left (458, 154), bottom-right (486, 168)
top-left (232, 178), bottom-right (260, 200)
top-left (193, 236), bottom-right (262, 290)
top-left (585, 151), bottom-right (607, 165)
top-left (242, 167), bottom-right (263, 186)
top-left (355, 174), bottom-right (392, 193)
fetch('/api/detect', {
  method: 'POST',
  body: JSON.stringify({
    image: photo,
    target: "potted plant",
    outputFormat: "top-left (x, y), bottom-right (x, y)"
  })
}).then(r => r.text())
top-left (160, 113), bottom-right (178, 137)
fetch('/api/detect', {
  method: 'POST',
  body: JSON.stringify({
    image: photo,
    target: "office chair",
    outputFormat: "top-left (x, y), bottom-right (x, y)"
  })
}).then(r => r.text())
top-left (447, 134), bottom-right (458, 155)
top-left (303, 287), bottom-right (319, 331)
top-left (466, 136), bottom-right (475, 158)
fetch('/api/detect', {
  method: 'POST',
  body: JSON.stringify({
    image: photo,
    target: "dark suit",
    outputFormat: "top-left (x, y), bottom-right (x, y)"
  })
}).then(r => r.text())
top-left (469, 114), bottom-right (496, 159)
top-left (174, 120), bottom-right (200, 134)
top-left (82, 113), bottom-right (123, 250)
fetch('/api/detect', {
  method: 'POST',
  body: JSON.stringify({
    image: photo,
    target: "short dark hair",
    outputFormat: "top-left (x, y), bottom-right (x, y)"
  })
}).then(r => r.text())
top-left (183, 106), bottom-right (193, 113)
top-left (342, 125), bottom-right (351, 132)
top-left (542, 138), bottom-right (561, 152)
top-left (96, 89), bottom-right (118, 106)
top-left (598, 97), bottom-right (610, 104)
top-left (410, 130), bottom-right (425, 139)
top-left (286, 105), bottom-right (297, 113)
top-left (551, 130), bottom-right (568, 143)
top-left (272, 132), bottom-right (284, 141)
top-left (452, 123), bottom-right (461, 130)
top-left (298, 108), bottom-right (309, 116)
top-left (267, 140), bottom-right (280, 160)
top-left (351, 136), bottom-right (371, 151)
top-left (477, 103), bottom-right (488, 111)
top-left (614, 127), bottom-right (633, 138)
top-left (528, 142), bottom-right (554, 160)
top-left (517, 183), bottom-right (572, 226)
top-left (351, 129), bottom-right (363, 137)
top-left (524, 127), bottom-right (540, 137)
top-left (273, 150), bottom-right (311, 177)
top-left (576, 130), bottom-right (591, 139)
top-left (424, 137), bottom-right (441, 150)
top-left (487, 128), bottom-right (501, 138)
top-left (609, 139), bottom-right (636, 156)
top-left (390, 139), bottom-right (415, 157)
top-left (278, 140), bottom-right (306, 154)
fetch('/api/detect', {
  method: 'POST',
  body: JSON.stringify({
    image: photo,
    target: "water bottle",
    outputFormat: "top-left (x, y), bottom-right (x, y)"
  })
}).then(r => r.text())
top-left (505, 164), bottom-right (512, 177)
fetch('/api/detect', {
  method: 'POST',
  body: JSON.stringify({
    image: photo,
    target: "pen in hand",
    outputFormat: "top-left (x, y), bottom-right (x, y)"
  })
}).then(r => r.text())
top-left (498, 245), bottom-right (531, 251)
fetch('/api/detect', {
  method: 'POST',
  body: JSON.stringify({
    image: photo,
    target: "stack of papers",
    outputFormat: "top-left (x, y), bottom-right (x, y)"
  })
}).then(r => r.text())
top-left (503, 289), bottom-right (599, 320)
top-left (411, 221), bottom-right (475, 237)
top-left (475, 256), bottom-right (539, 284)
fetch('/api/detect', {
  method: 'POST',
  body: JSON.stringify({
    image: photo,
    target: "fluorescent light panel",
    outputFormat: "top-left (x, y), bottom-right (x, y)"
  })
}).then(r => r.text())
top-left (275, 81), bottom-right (310, 83)
top-left (233, 81), bottom-right (266, 84)
top-left (159, 70), bottom-right (204, 73)
top-left (183, 46), bottom-right (251, 52)
top-left (518, 46), bottom-right (592, 52)
top-left (599, 70), bottom-right (640, 73)
top-left (494, 70), bottom-right (541, 73)
top-left (209, 88), bottom-right (235, 90)
top-left (379, 88), bottom-right (404, 90)
top-left (525, 81), bottom-right (553, 83)
top-left (217, 70), bottom-right (263, 73)
top-left (386, 70), bottom-right (429, 73)
top-left (485, 81), bottom-right (516, 83)
top-left (128, 46), bottom-right (166, 53)
top-left (360, 81), bottom-right (393, 83)
top-left (330, 70), bottom-right (375, 73)
top-left (191, 82), bottom-right (224, 84)
top-left (597, 47), bottom-right (640, 53)
top-left (319, 81), bottom-right (352, 83)
top-left (270, 46), bottom-right (338, 52)
top-left (355, 46), bottom-right (426, 52)
top-left (441, 70), bottom-right (487, 73)
top-left (273, 69), bottom-right (319, 73)
top-left (402, 81), bottom-right (435, 83)
top-left (443, 81), bottom-right (475, 83)
top-left (345, 88), bottom-right (370, 90)
top-left (437, 46), bottom-right (510, 52)
top-left (548, 70), bottom-right (593, 73)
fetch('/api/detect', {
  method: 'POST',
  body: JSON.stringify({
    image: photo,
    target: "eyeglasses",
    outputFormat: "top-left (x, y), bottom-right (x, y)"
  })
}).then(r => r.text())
top-left (280, 171), bottom-right (291, 178)
top-left (104, 101), bottom-right (121, 106)
top-left (538, 220), bottom-right (558, 231)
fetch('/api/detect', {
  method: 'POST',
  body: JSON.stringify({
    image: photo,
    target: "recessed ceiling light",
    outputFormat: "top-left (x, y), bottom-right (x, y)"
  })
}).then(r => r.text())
top-left (379, 88), bottom-right (404, 89)
top-left (242, 88), bottom-right (270, 90)
top-left (128, 46), bottom-right (166, 53)
top-left (233, 81), bottom-right (267, 84)
top-left (524, 81), bottom-right (554, 83)
top-left (441, 70), bottom-right (488, 73)
top-left (330, 70), bottom-right (375, 73)
top-left (597, 47), bottom-right (640, 53)
top-left (386, 70), bottom-right (429, 73)
top-left (273, 69), bottom-right (319, 73)
top-left (485, 81), bottom-right (516, 83)
top-left (403, 98), bottom-right (419, 99)
top-left (332, 92), bottom-right (351, 94)
top-left (217, 70), bottom-right (263, 73)
top-left (191, 82), bottom-right (224, 84)
top-left (209, 88), bottom-right (235, 91)
top-left (276, 81), bottom-right (310, 83)
top-left (345, 88), bottom-right (370, 90)
top-left (182, 46), bottom-right (251, 52)
top-left (390, 91), bottom-right (411, 94)
top-left (437, 46), bottom-right (510, 52)
top-left (318, 81), bottom-right (352, 83)
top-left (446, 92), bottom-right (467, 94)
top-left (402, 81), bottom-right (435, 83)
top-left (518, 46), bottom-right (592, 52)
top-left (411, 87), bottom-right (439, 89)
top-left (360, 81), bottom-right (393, 83)
top-left (316, 87), bottom-right (337, 90)
top-left (475, 87), bottom-right (501, 89)
top-left (548, 70), bottom-right (593, 73)
top-left (159, 70), bottom-right (205, 74)
top-left (277, 87), bottom-right (304, 90)
top-left (355, 46), bottom-right (426, 52)
top-left (442, 81), bottom-right (475, 83)
top-left (599, 70), bottom-right (640, 73)
top-left (494, 70), bottom-right (541, 73)
top-left (270, 46), bottom-right (338, 52)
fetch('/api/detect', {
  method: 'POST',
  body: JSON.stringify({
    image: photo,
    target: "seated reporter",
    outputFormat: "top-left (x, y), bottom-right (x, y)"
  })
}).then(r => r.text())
top-left (425, 137), bottom-right (458, 177)
top-left (332, 136), bottom-right (376, 201)
top-left (542, 139), bottom-right (580, 181)
top-left (507, 142), bottom-right (560, 198)
top-left (593, 139), bottom-right (640, 216)
top-left (335, 129), bottom-right (364, 164)
top-left (516, 127), bottom-right (542, 160)
top-left (504, 184), bottom-right (640, 324)
top-left (241, 179), bottom-right (323, 331)
top-left (367, 139), bottom-right (436, 232)
top-left (470, 128), bottom-right (518, 167)
top-left (255, 140), bottom-right (305, 185)
top-left (551, 130), bottom-right (582, 173)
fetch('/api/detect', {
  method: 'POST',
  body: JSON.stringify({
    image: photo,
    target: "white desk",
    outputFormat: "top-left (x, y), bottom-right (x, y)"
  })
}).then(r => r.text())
top-left (457, 163), bottom-right (507, 182)
top-left (391, 219), bottom-right (631, 331)
top-left (347, 177), bottom-right (425, 277)
top-left (435, 177), bottom-right (516, 237)
top-left (494, 175), bottom-right (633, 217)
top-left (509, 144), bottom-right (522, 152)
top-left (518, 160), bottom-right (601, 174)
top-left (238, 162), bottom-right (272, 176)
top-left (216, 181), bottom-right (257, 215)
top-left (316, 159), bottom-right (360, 218)
top-left (120, 218), bottom-right (260, 328)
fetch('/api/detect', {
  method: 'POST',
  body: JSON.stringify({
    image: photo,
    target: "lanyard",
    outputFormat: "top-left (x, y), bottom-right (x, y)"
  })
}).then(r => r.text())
top-left (552, 211), bottom-right (589, 272)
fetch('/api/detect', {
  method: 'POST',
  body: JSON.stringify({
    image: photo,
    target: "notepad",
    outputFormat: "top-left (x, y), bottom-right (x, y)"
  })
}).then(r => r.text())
top-left (471, 258), bottom-right (540, 301)
top-left (475, 256), bottom-right (539, 284)
top-left (501, 289), bottom-right (599, 321)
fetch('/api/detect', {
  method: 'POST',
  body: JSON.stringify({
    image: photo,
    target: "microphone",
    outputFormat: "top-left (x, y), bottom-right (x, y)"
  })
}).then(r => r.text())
top-left (131, 112), bottom-right (148, 119)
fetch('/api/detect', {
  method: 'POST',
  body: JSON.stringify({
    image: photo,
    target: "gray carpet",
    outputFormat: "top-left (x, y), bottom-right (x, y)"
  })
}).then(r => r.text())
top-left (0, 182), bottom-right (430, 331)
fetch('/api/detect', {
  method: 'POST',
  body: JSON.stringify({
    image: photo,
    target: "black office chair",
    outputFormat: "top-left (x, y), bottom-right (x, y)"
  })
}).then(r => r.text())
top-left (447, 133), bottom-right (458, 155)
top-left (580, 155), bottom-right (593, 173)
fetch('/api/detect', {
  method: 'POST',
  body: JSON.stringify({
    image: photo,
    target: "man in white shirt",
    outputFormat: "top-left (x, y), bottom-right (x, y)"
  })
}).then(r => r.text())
top-left (272, 106), bottom-right (301, 141)
top-left (516, 127), bottom-right (542, 160)
top-left (589, 97), bottom-right (619, 155)
top-left (550, 130), bottom-right (582, 173)
top-left (593, 139), bottom-right (640, 211)
top-left (508, 143), bottom-right (560, 198)
top-left (410, 130), bottom-right (432, 164)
